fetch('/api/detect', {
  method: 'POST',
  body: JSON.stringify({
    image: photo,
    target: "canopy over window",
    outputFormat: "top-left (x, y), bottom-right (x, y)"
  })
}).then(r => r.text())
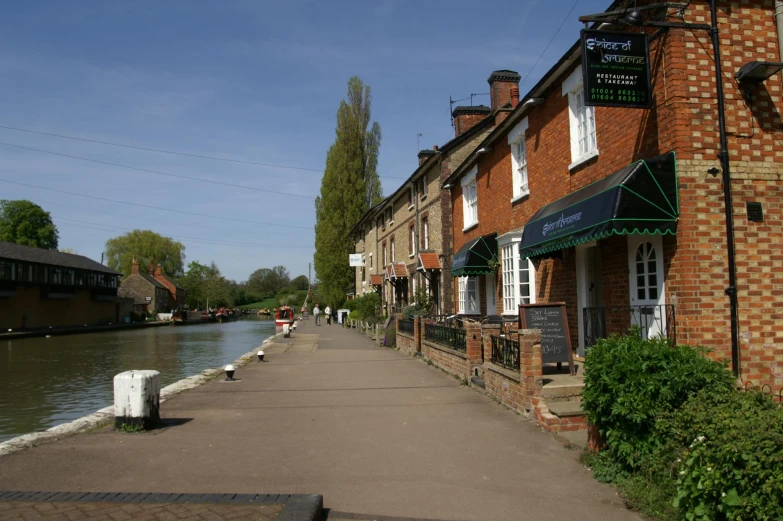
top-left (451, 233), bottom-right (498, 277)
top-left (519, 152), bottom-right (678, 258)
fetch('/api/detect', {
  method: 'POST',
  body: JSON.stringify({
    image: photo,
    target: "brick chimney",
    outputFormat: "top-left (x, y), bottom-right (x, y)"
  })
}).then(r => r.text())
top-left (417, 149), bottom-right (437, 165)
top-left (148, 261), bottom-right (154, 276)
top-left (131, 257), bottom-right (139, 275)
top-left (452, 105), bottom-right (491, 137)
top-left (487, 70), bottom-right (521, 110)
top-left (155, 263), bottom-right (163, 277)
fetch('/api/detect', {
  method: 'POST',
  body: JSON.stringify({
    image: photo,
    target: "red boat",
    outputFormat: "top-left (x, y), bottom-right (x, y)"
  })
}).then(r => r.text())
top-left (275, 306), bottom-right (295, 327)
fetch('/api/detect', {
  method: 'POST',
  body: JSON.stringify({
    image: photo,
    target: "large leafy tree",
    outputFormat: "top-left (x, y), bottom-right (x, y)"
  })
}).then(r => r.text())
top-left (0, 200), bottom-right (59, 250)
top-left (105, 230), bottom-right (185, 277)
top-left (290, 275), bottom-right (310, 291)
top-left (314, 77), bottom-right (382, 307)
top-left (247, 265), bottom-right (291, 296)
top-left (177, 261), bottom-right (232, 309)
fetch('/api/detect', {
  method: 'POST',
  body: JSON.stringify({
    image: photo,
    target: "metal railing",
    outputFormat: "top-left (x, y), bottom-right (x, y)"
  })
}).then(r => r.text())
top-left (424, 322), bottom-right (466, 352)
top-left (491, 335), bottom-right (520, 370)
top-left (739, 380), bottom-right (783, 406)
top-left (398, 317), bottom-right (415, 335)
top-left (583, 304), bottom-right (676, 349)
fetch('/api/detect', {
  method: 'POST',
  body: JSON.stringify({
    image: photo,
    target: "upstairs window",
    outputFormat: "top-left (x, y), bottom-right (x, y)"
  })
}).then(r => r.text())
top-left (390, 238), bottom-right (395, 261)
top-left (419, 175), bottom-right (427, 200)
top-left (409, 224), bottom-right (416, 256)
top-left (461, 166), bottom-right (478, 229)
top-left (422, 217), bottom-right (429, 250)
top-left (383, 243), bottom-right (387, 266)
top-left (508, 117), bottom-right (529, 200)
top-left (562, 66), bottom-right (597, 169)
top-left (408, 185), bottom-right (414, 209)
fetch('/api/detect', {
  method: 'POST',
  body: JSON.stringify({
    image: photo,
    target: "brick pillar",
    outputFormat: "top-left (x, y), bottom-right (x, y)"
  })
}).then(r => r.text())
top-left (465, 321), bottom-right (483, 376)
top-left (482, 324), bottom-right (501, 368)
top-left (413, 315), bottom-right (421, 353)
top-left (519, 329), bottom-right (543, 410)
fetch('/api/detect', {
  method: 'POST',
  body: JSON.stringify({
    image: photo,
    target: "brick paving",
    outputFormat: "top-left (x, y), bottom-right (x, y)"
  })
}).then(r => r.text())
top-left (0, 500), bottom-right (283, 521)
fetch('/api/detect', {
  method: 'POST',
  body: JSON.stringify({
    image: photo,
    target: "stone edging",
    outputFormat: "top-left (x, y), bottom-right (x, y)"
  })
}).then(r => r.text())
top-left (0, 333), bottom-right (283, 458)
top-left (0, 491), bottom-right (323, 521)
top-left (424, 340), bottom-right (468, 360)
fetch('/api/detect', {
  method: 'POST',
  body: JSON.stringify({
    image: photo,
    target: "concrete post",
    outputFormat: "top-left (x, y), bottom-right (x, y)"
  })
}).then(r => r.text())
top-left (114, 370), bottom-right (160, 430)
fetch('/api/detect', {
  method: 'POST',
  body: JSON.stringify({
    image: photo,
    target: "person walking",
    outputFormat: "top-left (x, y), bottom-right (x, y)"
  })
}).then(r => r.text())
top-left (324, 305), bottom-right (332, 325)
top-left (313, 304), bottom-right (321, 325)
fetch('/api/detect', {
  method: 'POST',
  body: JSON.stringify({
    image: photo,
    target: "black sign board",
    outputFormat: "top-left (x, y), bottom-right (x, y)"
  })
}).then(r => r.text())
top-left (518, 303), bottom-right (575, 375)
top-left (581, 29), bottom-right (652, 109)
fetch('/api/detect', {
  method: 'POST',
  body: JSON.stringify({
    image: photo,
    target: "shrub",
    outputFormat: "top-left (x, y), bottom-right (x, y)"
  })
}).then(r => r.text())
top-left (582, 331), bottom-right (735, 470)
top-left (384, 323), bottom-right (396, 348)
top-left (352, 292), bottom-right (381, 320)
top-left (659, 389), bottom-right (783, 521)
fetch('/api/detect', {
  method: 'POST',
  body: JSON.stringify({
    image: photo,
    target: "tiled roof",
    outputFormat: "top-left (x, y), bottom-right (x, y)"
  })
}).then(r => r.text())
top-left (391, 262), bottom-right (408, 279)
top-left (418, 252), bottom-right (440, 270)
top-left (0, 241), bottom-right (120, 275)
top-left (370, 274), bottom-right (383, 285)
top-left (118, 286), bottom-right (147, 305)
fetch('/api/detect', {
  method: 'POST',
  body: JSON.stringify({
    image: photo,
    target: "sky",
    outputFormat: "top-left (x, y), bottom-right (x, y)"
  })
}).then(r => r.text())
top-left (0, 0), bottom-right (612, 283)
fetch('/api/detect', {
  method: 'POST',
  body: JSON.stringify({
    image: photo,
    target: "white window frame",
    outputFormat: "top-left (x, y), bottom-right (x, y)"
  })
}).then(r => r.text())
top-left (458, 276), bottom-right (480, 315)
top-left (369, 253), bottom-right (373, 269)
top-left (408, 185), bottom-right (415, 210)
top-left (508, 117), bottom-right (530, 201)
top-left (498, 233), bottom-right (536, 315)
top-left (461, 166), bottom-right (478, 230)
top-left (419, 176), bottom-right (427, 200)
top-left (390, 239), bottom-right (395, 261)
top-left (562, 66), bottom-right (598, 170)
top-left (422, 217), bottom-right (429, 250)
top-left (409, 224), bottom-right (416, 257)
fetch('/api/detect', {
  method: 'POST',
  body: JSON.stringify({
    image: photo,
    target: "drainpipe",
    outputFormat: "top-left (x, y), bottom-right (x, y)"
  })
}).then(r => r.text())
top-left (709, 0), bottom-right (740, 378)
top-left (776, 2), bottom-right (783, 64)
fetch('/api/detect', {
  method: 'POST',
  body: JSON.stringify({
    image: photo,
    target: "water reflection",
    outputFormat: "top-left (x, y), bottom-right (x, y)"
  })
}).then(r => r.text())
top-left (0, 317), bottom-right (275, 443)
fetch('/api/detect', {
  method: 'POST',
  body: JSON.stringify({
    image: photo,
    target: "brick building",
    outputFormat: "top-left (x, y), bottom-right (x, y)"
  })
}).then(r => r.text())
top-left (118, 259), bottom-right (170, 315)
top-left (152, 263), bottom-right (186, 309)
top-left (443, 0), bottom-right (783, 390)
top-left (0, 241), bottom-right (120, 329)
top-left (351, 70), bottom-right (521, 315)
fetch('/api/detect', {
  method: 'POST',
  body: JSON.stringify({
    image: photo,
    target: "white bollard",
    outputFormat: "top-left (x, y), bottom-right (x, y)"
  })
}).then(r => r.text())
top-left (113, 370), bottom-right (160, 430)
top-left (283, 323), bottom-right (290, 338)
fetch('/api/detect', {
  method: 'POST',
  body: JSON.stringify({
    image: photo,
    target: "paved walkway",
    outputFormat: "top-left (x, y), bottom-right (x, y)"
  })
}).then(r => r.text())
top-left (0, 319), bottom-right (640, 521)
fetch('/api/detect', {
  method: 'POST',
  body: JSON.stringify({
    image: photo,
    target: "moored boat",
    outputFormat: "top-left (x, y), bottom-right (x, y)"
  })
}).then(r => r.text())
top-left (275, 306), bottom-right (295, 327)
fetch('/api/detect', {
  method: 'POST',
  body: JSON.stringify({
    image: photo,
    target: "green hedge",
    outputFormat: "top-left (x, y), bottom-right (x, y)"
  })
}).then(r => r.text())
top-left (582, 332), bottom-right (735, 470)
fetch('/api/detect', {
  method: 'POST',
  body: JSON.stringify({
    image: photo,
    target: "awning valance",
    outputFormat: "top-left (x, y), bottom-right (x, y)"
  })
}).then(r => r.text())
top-left (519, 152), bottom-right (678, 258)
top-left (451, 233), bottom-right (498, 277)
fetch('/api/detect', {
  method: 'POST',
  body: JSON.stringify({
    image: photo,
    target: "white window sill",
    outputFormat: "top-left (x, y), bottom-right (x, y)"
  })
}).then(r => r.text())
top-left (568, 149), bottom-right (599, 171)
top-left (420, 195), bottom-right (427, 201)
top-left (510, 191), bottom-right (529, 204)
top-left (460, 311), bottom-right (481, 316)
top-left (462, 222), bottom-right (478, 232)
top-left (408, 204), bottom-right (414, 211)
top-left (389, 221), bottom-right (394, 226)
top-left (408, 254), bottom-right (415, 259)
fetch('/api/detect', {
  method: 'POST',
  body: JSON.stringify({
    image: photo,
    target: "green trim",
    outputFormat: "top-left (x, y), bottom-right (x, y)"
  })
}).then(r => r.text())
top-left (521, 227), bottom-right (676, 258)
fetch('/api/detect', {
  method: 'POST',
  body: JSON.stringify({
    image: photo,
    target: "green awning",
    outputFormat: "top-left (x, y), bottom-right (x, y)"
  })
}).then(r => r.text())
top-left (519, 152), bottom-right (678, 258)
top-left (451, 233), bottom-right (498, 277)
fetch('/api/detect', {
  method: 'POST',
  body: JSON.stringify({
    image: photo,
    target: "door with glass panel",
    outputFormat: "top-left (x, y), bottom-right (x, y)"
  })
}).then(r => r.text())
top-left (628, 235), bottom-right (666, 340)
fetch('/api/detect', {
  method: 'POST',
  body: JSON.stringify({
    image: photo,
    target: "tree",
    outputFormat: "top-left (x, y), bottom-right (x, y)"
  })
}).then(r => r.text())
top-left (314, 77), bottom-right (382, 307)
top-left (290, 275), bottom-right (310, 291)
top-left (105, 230), bottom-right (185, 277)
top-left (247, 265), bottom-right (290, 296)
top-left (0, 200), bottom-right (59, 250)
top-left (178, 261), bottom-right (232, 309)
top-left (59, 247), bottom-right (78, 254)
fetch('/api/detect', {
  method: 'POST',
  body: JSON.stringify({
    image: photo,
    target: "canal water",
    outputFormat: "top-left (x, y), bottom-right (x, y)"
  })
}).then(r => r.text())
top-left (0, 317), bottom-right (276, 443)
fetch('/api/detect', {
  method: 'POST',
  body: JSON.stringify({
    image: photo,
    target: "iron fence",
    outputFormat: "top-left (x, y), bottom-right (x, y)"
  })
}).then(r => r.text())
top-left (424, 322), bottom-right (466, 352)
top-left (491, 335), bottom-right (520, 370)
top-left (398, 317), bottom-right (415, 335)
top-left (583, 304), bottom-right (676, 349)
top-left (739, 380), bottom-right (783, 406)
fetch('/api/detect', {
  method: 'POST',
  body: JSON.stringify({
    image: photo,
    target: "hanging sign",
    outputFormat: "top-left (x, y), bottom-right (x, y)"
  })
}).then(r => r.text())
top-left (581, 29), bottom-right (652, 109)
top-left (349, 254), bottom-right (364, 267)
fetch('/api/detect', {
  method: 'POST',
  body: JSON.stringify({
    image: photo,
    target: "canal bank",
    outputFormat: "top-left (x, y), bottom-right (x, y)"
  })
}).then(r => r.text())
top-left (1, 320), bottom-right (169, 340)
top-left (0, 317), bottom-right (277, 443)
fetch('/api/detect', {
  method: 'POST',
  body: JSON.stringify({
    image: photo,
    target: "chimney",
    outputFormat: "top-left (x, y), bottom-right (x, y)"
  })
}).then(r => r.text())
top-left (148, 261), bottom-right (154, 276)
top-left (487, 70), bottom-right (521, 110)
top-left (417, 149), bottom-right (436, 165)
top-left (155, 263), bottom-right (163, 277)
top-left (510, 86), bottom-right (520, 108)
top-left (452, 105), bottom-right (491, 137)
top-left (131, 257), bottom-right (139, 275)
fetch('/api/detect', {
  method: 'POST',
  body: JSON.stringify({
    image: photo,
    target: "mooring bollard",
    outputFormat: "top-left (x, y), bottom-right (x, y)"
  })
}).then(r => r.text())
top-left (113, 370), bottom-right (160, 430)
top-left (283, 324), bottom-right (290, 338)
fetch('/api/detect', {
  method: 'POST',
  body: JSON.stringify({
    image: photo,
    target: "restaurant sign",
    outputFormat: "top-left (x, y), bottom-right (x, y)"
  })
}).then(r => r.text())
top-left (581, 29), bottom-right (652, 109)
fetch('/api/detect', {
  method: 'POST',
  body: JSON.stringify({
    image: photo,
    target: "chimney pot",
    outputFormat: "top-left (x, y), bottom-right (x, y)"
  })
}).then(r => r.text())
top-left (511, 86), bottom-right (520, 108)
top-left (131, 257), bottom-right (139, 275)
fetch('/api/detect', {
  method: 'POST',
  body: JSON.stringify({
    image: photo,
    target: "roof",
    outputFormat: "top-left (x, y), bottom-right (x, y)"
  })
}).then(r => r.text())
top-left (384, 262), bottom-right (408, 280)
top-left (487, 70), bottom-right (521, 83)
top-left (370, 274), bottom-right (383, 285)
top-left (124, 272), bottom-right (169, 290)
top-left (0, 241), bottom-right (120, 275)
top-left (451, 105), bottom-right (491, 116)
top-left (417, 252), bottom-right (440, 271)
top-left (118, 286), bottom-right (147, 305)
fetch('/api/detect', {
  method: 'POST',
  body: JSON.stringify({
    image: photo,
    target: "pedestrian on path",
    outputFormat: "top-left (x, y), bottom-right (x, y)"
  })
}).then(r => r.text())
top-left (325, 305), bottom-right (332, 325)
top-left (313, 304), bottom-right (321, 325)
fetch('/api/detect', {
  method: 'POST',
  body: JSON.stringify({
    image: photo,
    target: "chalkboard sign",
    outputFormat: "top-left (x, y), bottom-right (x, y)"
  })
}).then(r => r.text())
top-left (518, 303), bottom-right (575, 375)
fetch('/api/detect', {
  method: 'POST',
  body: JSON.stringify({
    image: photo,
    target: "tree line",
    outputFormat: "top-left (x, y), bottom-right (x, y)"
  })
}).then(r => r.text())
top-left (0, 199), bottom-right (308, 309)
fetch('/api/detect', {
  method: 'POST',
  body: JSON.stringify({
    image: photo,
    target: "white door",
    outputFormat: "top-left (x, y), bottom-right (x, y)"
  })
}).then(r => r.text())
top-left (628, 235), bottom-right (666, 340)
top-left (485, 273), bottom-right (497, 315)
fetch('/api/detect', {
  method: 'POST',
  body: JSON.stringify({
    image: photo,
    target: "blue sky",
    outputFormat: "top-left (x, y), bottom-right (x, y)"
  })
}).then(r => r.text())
top-left (0, 0), bottom-right (611, 282)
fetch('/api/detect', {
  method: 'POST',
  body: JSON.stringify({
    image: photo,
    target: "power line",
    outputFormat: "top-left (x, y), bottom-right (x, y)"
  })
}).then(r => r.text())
top-left (32, 198), bottom-right (294, 236)
top-left (0, 124), bottom-right (409, 180)
top-left (0, 177), bottom-right (313, 230)
top-left (0, 141), bottom-right (316, 200)
top-left (55, 216), bottom-right (313, 249)
top-left (518, 0), bottom-right (581, 90)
